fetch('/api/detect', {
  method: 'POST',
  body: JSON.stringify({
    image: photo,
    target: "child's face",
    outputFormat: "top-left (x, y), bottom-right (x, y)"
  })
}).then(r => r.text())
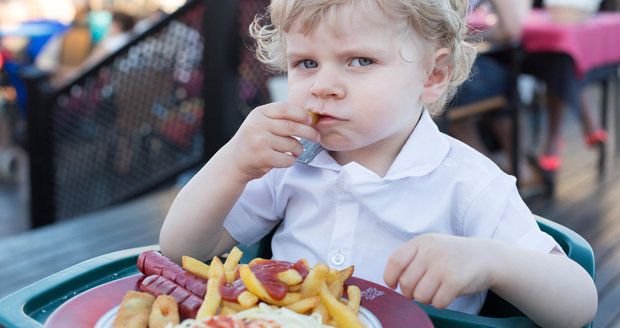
top-left (285, 4), bottom-right (431, 157)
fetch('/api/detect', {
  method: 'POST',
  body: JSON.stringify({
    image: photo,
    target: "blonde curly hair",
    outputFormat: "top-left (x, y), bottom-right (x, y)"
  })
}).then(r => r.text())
top-left (249, 0), bottom-right (477, 115)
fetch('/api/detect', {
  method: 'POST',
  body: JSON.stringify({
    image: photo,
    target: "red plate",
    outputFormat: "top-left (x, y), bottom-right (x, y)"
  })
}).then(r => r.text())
top-left (45, 275), bottom-right (433, 328)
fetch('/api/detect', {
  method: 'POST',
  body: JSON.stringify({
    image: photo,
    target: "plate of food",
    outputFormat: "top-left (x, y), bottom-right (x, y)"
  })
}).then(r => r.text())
top-left (45, 247), bottom-right (433, 328)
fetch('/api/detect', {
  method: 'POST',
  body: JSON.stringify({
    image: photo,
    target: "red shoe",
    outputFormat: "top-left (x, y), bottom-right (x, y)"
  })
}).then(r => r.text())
top-left (586, 130), bottom-right (608, 147)
top-left (538, 155), bottom-right (561, 171)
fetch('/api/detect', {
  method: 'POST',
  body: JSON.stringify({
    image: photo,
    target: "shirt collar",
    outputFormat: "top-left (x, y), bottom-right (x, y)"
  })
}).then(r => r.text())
top-left (304, 109), bottom-right (450, 180)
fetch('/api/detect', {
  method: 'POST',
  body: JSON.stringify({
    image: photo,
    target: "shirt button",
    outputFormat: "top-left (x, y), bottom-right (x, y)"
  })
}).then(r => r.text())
top-left (331, 252), bottom-right (345, 266)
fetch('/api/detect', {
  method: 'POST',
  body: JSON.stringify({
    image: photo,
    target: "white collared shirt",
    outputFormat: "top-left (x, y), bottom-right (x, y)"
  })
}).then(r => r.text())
top-left (224, 110), bottom-right (560, 314)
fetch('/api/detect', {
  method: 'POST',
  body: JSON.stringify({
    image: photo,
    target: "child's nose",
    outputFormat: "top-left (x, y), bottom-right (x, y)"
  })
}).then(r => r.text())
top-left (310, 67), bottom-right (345, 99)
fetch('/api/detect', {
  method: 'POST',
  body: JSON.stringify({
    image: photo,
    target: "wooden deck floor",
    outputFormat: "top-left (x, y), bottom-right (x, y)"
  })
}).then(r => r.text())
top-left (0, 101), bottom-right (619, 327)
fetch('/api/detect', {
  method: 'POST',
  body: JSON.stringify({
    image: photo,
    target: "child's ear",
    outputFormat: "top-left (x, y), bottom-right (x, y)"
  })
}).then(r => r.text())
top-left (421, 48), bottom-right (452, 104)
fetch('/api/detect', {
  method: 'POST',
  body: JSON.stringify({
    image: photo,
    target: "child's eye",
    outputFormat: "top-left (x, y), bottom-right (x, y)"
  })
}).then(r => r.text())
top-left (296, 59), bottom-right (318, 69)
top-left (350, 57), bottom-right (374, 67)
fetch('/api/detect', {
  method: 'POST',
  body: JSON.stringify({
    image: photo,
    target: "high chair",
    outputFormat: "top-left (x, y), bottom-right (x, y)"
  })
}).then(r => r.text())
top-left (240, 215), bottom-right (595, 328)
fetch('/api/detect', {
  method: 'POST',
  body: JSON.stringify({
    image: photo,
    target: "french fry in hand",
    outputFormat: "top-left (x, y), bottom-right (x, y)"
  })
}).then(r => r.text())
top-left (346, 285), bottom-right (361, 315)
top-left (301, 263), bottom-right (329, 298)
top-left (278, 269), bottom-right (303, 286)
top-left (319, 282), bottom-right (364, 328)
top-left (285, 296), bottom-right (320, 314)
top-left (237, 290), bottom-right (259, 308)
top-left (308, 111), bottom-right (319, 125)
top-left (181, 255), bottom-right (210, 280)
top-left (327, 266), bottom-right (354, 299)
top-left (196, 257), bottom-right (225, 319)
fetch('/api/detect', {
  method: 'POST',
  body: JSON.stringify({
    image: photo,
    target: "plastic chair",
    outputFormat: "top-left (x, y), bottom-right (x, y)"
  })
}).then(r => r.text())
top-left (240, 215), bottom-right (594, 328)
top-left (417, 215), bottom-right (594, 328)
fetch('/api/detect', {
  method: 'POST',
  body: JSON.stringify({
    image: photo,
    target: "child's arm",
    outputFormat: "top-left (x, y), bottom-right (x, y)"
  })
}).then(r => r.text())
top-left (159, 102), bottom-right (319, 263)
top-left (384, 234), bottom-right (597, 328)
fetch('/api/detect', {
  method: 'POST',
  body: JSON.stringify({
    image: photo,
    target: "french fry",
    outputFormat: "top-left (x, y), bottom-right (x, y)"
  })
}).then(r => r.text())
top-left (224, 247), bottom-right (243, 283)
top-left (239, 265), bottom-right (302, 306)
top-left (346, 285), bottom-right (361, 315)
top-left (327, 266), bottom-right (354, 299)
top-left (308, 111), bottom-right (319, 125)
top-left (196, 256), bottom-right (225, 319)
top-left (249, 258), bottom-right (267, 266)
top-left (237, 291), bottom-right (259, 308)
top-left (313, 303), bottom-right (330, 324)
top-left (289, 284), bottom-right (302, 292)
top-left (220, 306), bottom-right (238, 316)
top-left (181, 255), bottom-right (210, 280)
top-left (285, 296), bottom-right (320, 314)
top-left (319, 282), bottom-right (364, 328)
top-left (278, 269), bottom-right (303, 286)
top-left (222, 300), bottom-right (250, 312)
top-left (301, 263), bottom-right (329, 298)
top-left (148, 295), bottom-right (180, 328)
top-left (225, 270), bottom-right (237, 284)
top-left (277, 292), bottom-right (303, 306)
top-left (239, 264), bottom-right (274, 302)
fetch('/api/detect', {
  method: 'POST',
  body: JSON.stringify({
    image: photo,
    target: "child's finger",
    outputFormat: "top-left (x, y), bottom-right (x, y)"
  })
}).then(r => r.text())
top-left (412, 272), bottom-right (440, 305)
top-left (270, 136), bottom-right (304, 158)
top-left (269, 119), bottom-right (320, 142)
top-left (262, 103), bottom-right (315, 125)
top-left (267, 149), bottom-right (297, 168)
top-left (430, 283), bottom-right (460, 309)
top-left (383, 241), bottom-right (419, 289)
top-left (395, 260), bottom-right (426, 299)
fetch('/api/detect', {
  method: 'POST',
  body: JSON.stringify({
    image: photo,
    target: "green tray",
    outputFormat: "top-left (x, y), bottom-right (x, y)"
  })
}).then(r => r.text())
top-left (0, 245), bottom-right (158, 328)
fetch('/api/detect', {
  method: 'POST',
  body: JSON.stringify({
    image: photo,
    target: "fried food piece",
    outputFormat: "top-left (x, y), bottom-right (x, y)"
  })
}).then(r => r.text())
top-left (182, 255), bottom-right (210, 280)
top-left (277, 269), bottom-right (303, 286)
top-left (301, 263), bottom-right (329, 298)
top-left (327, 266), bottom-right (354, 299)
top-left (237, 291), bottom-right (259, 308)
top-left (285, 296), bottom-right (320, 314)
top-left (308, 111), bottom-right (319, 125)
top-left (346, 285), bottom-right (361, 315)
top-left (113, 291), bottom-right (155, 328)
top-left (148, 295), bottom-right (180, 328)
top-left (319, 282), bottom-right (364, 328)
top-left (196, 256), bottom-right (225, 319)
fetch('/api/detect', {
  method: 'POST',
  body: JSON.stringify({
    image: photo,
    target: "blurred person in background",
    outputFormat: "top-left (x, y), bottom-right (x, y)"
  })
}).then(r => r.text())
top-left (447, 0), bottom-right (535, 182)
top-left (80, 10), bottom-right (136, 68)
top-left (35, 4), bottom-right (93, 85)
top-left (524, 0), bottom-right (610, 172)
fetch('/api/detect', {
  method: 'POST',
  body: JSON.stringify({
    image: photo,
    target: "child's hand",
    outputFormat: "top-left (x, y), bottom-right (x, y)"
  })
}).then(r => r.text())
top-left (383, 234), bottom-right (497, 308)
top-left (226, 102), bottom-right (320, 182)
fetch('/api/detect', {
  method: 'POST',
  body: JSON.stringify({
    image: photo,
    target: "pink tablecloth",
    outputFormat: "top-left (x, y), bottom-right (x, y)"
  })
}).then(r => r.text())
top-left (522, 10), bottom-right (620, 77)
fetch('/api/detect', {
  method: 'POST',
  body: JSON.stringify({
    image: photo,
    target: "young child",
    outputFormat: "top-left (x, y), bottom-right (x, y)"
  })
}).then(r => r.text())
top-left (160, 0), bottom-right (597, 326)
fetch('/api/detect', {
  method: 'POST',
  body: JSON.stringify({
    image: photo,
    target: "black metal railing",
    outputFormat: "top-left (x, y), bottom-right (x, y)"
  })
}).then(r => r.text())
top-left (23, 0), bottom-right (273, 227)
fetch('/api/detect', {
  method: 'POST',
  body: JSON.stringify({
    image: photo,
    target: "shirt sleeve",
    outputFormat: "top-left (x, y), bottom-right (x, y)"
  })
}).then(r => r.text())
top-left (462, 174), bottom-right (562, 254)
top-left (223, 170), bottom-right (282, 246)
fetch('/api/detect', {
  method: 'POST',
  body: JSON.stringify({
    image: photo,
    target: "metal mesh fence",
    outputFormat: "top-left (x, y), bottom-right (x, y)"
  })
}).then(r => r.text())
top-left (49, 3), bottom-right (206, 219)
top-left (37, 0), bottom-right (274, 220)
